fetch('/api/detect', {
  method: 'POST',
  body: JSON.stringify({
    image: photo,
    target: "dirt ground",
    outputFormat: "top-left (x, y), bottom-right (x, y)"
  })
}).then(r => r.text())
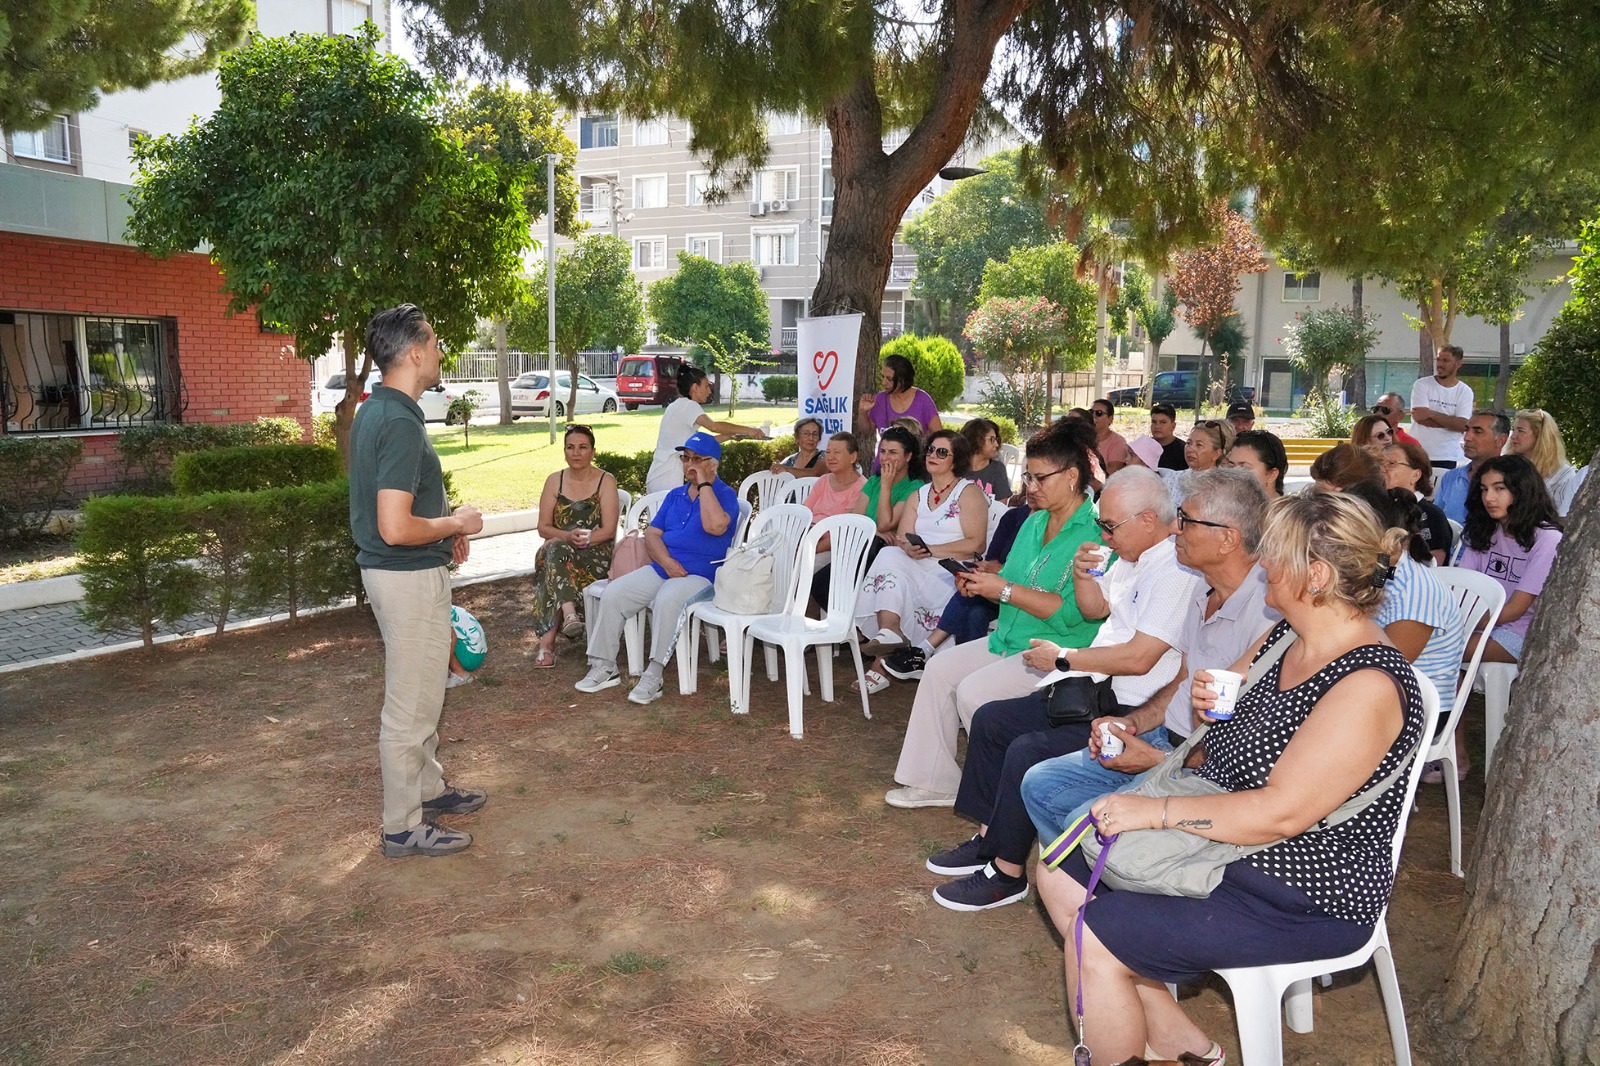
top-left (0, 579), bottom-right (1479, 1065)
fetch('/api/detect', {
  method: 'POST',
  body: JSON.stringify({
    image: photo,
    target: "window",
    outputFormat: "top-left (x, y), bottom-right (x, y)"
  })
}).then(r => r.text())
top-left (820, 168), bottom-right (834, 218)
top-left (633, 237), bottom-right (668, 269)
top-left (767, 112), bottom-right (807, 136)
top-left (686, 233), bottom-right (722, 262)
top-left (331, 0), bottom-right (370, 34)
top-left (753, 167), bottom-right (799, 203)
top-left (578, 176), bottom-right (617, 214)
top-left (0, 311), bottom-right (180, 433)
top-left (753, 227), bottom-right (799, 267)
top-left (634, 118), bottom-right (669, 146)
top-left (11, 115), bottom-right (71, 164)
top-left (127, 129), bottom-right (149, 154)
top-left (686, 172), bottom-right (711, 206)
top-left (1283, 271), bottom-right (1321, 301)
top-left (579, 114), bottom-right (619, 149)
top-left (633, 174), bottom-right (668, 209)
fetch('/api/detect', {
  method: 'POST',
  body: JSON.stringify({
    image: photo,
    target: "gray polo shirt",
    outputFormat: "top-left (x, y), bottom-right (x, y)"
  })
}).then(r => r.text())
top-left (349, 385), bottom-right (452, 571)
top-left (1162, 563), bottom-right (1282, 737)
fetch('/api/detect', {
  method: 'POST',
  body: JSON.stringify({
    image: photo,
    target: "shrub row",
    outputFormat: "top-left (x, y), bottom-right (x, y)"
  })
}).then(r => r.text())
top-left (0, 436), bottom-right (84, 546)
top-left (78, 480), bottom-right (357, 646)
top-left (171, 443), bottom-right (342, 495)
top-left (761, 375), bottom-right (799, 402)
top-left (118, 417), bottom-right (304, 489)
top-left (594, 438), bottom-right (793, 498)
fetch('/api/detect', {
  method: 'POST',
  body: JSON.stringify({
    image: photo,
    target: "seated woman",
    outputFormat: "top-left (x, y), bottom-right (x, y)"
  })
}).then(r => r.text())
top-left (577, 431), bottom-right (740, 705)
top-left (770, 416), bottom-right (824, 477)
top-left (857, 352), bottom-right (943, 438)
top-left (853, 428), bottom-right (988, 693)
top-left (1309, 440), bottom-right (1382, 490)
top-left (802, 431), bottom-right (867, 527)
top-left (1381, 441), bottom-right (1453, 564)
top-left (1182, 418), bottom-right (1235, 472)
top-left (1506, 408), bottom-right (1581, 515)
top-left (1035, 491), bottom-right (1426, 1066)
top-left (1350, 413), bottom-right (1396, 455)
top-left (530, 425), bottom-right (620, 669)
top-left (1225, 429), bottom-right (1288, 498)
top-left (962, 417), bottom-right (1012, 499)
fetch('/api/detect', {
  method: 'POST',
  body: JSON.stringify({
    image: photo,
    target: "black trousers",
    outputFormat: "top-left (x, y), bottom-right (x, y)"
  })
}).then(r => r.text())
top-left (952, 691), bottom-right (1103, 868)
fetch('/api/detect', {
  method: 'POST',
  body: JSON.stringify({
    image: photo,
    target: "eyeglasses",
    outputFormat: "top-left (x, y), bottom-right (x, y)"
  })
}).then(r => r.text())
top-left (1372, 405), bottom-right (1394, 416)
top-left (1372, 429), bottom-right (1393, 440)
top-left (1095, 510), bottom-right (1149, 537)
top-left (1380, 459), bottom-right (1412, 471)
top-left (1177, 506), bottom-right (1233, 533)
top-left (1092, 408), bottom-right (1112, 418)
top-left (679, 452), bottom-right (706, 462)
top-left (1020, 468), bottom-right (1068, 487)
top-left (928, 446), bottom-right (953, 459)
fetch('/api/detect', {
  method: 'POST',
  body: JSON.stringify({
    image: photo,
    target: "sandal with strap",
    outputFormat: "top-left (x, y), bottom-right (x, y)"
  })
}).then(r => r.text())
top-left (850, 669), bottom-right (892, 696)
top-left (533, 647), bottom-right (555, 669)
top-left (560, 612), bottom-right (585, 641)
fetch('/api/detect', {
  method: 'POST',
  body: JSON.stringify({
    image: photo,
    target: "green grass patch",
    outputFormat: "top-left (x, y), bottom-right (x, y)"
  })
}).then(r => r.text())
top-left (688, 772), bottom-right (737, 803)
top-left (605, 950), bottom-right (668, 975)
top-left (0, 537), bottom-right (80, 584)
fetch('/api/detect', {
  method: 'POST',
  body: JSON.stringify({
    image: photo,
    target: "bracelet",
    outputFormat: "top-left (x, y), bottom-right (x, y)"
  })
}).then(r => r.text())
top-left (1161, 798), bottom-right (1170, 831)
top-left (1000, 582), bottom-right (1014, 604)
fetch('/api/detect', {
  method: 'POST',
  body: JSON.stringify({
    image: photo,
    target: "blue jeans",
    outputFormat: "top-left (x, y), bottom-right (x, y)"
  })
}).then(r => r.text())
top-left (1020, 728), bottom-right (1173, 843)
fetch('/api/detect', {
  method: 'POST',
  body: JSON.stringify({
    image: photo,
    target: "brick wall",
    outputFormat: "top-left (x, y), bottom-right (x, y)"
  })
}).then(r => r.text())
top-left (0, 232), bottom-right (310, 497)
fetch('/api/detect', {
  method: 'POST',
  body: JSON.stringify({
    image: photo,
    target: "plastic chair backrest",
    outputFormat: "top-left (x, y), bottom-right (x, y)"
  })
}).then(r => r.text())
top-left (626, 490), bottom-right (670, 534)
top-left (738, 471), bottom-right (790, 514)
top-left (986, 499), bottom-right (1011, 544)
top-left (1390, 668), bottom-right (1446, 873)
top-left (616, 488), bottom-right (633, 517)
top-left (786, 514), bottom-right (877, 621)
top-left (733, 498), bottom-right (754, 544)
top-left (783, 477), bottom-right (820, 505)
top-left (1430, 567), bottom-right (1507, 745)
top-left (746, 503), bottom-right (816, 607)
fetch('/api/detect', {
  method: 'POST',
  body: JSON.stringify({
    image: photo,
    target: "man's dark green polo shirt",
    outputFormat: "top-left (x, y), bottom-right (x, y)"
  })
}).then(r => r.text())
top-left (349, 386), bottom-right (452, 570)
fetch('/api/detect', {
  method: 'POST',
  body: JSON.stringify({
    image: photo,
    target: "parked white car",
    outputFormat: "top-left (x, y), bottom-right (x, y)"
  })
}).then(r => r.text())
top-left (313, 372), bottom-right (489, 423)
top-left (509, 372), bottom-right (620, 418)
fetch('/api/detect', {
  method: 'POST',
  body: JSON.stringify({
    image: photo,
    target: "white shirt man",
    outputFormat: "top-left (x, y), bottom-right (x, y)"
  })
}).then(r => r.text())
top-left (1409, 346), bottom-right (1476, 468)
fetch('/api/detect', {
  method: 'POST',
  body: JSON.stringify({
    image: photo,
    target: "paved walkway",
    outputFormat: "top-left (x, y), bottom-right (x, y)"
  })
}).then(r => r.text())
top-left (0, 529), bottom-right (544, 674)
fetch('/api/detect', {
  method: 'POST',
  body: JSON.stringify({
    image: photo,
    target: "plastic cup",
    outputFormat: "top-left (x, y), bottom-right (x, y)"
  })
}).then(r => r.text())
top-left (1204, 669), bottom-right (1245, 720)
top-left (1098, 722), bottom-right (1125, 761)
top-left (1086, 544), bottom-right (1113, 577)
top-left (575, 529), bottom-right (591, 548)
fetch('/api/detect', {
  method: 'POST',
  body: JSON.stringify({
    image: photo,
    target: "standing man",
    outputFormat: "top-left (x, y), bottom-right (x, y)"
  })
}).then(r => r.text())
top-left (350, 304), bottom-right (488, 858)
top-left (1409, 345), bottom-right (1476, 469)
top-left (1090, 398), bottom-right (1130, 474)
top-left (1435, 410), bottom-right (1511, 524)
top-left (1372, 392), bottom-right (1421, 446)
top-left (1149, 403), bottom-right (1188, 470)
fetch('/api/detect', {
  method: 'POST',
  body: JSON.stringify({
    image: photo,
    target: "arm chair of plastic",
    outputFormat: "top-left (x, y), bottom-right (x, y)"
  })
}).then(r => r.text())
top-left (1429, 568), bottom-right (1506, 876)
top-left (582, 489), bottom-right (669, 677)
top-left (782, 477), bottom-right (820, 506)
top-left (1210, 670), bottom-right (1443, 1066)
top-left (737, 470), bottom-right (791, 519)
top-left (742, 514), bottom-right (878, 738)
top-left (675, 503), bottom-right (814, 703)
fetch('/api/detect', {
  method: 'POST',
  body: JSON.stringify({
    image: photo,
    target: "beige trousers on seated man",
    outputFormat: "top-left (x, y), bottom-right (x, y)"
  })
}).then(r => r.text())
top-left (362, 565), bottom-right (454, 834)
top-left (892, 639), bottom-right (1050, 796)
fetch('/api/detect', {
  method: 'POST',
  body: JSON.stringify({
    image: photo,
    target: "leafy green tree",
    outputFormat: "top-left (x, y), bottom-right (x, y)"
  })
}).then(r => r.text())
top-left (509, 235), bottom-right (646, 417)
top-left (1136, 287), bottom-right (1178, 362)
top-left (1166, 208), bottom-right (1268, 403)
top-left (978, 242), bottom-right (1097, 403)
top-left (648, 254), bottom-right (770, 413)
top-left (1282, 305), bottom-right (1380, 407)
top-left (440, 81), bottom-right (580, 423)
top-left (1508, 220), bottom-right (1600, 460)
top-left (0, 0), bottom-right (251, 131)
top-left (964, 297), bottom-right (1074, 427)
top-left (128, 27), bottom-right (531, 463)
top-left (904, 149), bottom-right (1052, 339)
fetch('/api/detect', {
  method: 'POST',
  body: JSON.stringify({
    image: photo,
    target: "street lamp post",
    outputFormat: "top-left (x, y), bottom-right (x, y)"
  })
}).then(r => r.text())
top-left (546, 153), bottom-right (558, 444)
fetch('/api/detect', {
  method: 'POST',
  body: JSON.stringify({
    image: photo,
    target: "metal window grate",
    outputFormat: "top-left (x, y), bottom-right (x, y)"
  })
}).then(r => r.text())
top-left (0, 310), bottom-right (187, 433)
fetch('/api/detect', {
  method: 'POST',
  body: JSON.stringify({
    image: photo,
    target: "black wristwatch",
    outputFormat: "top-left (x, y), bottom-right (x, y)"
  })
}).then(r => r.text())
top-left (1054, 652), bottom-right (1072, 673)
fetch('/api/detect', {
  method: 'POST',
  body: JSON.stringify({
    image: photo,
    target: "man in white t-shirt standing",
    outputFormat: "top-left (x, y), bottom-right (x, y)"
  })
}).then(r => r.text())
top-left (1409, 345), bottom-right (1476, 470)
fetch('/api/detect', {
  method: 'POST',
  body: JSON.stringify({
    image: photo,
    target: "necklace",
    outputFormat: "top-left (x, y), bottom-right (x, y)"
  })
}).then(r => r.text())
top-left (928, 477), bottom-right (958, 508)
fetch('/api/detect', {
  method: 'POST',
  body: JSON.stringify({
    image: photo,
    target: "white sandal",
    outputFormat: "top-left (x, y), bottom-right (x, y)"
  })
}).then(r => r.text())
top-left (851, 669), bottom-right (892, 695)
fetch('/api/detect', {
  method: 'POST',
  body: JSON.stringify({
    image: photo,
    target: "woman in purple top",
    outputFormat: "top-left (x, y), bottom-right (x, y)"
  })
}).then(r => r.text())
top-left (858, 354), bottom-right (943, 437)
top-left (1457, 453), bottom-right (1564, 665)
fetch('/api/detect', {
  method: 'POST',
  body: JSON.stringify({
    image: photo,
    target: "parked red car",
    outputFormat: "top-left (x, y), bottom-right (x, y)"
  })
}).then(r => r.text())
top-left (614, 355), bottom-right (683, 410)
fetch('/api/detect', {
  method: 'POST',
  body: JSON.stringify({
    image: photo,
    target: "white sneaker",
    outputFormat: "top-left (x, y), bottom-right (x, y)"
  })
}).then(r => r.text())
top-left (884, 785), bottom-right (956, 809)
top-left (575, 666), bottom-right (620, 693)
top-left (628, 674), bottom-right (664, 705)
top-left (446, 672), bottom-right (474, 689)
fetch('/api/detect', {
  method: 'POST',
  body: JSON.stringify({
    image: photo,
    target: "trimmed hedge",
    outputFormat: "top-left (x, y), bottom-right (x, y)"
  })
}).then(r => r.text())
top-left (761, 375), bottom-right (799, 402)
top-left (0, 436), bottom-right (83, 546)
top-left (171, 443), bottom-right (342, 495)
top-left (117, 417), bottom-right (305, 489)
top-left (77, 479), bottom-right (357, 645)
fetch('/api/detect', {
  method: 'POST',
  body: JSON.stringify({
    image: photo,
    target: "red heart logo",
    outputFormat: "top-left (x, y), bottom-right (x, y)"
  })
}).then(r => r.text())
top-left (813, 349), bottom-right (840, 391)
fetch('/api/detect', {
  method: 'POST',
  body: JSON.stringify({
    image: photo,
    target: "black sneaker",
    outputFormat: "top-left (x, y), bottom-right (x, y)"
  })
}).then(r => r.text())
top-left (932, 863), bottom-right (1029, 911)
top-left (926, 833), bottom-right (987, 876)
top-left (883, 646), bottom-right (927, 680)
top-left (422, 786), bottom-right (487, 816)
top-left (381, 821), bottom-right (472, 857)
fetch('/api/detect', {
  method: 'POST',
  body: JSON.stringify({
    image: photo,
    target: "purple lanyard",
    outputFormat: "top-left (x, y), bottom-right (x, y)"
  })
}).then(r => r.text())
top-left (1072, 817), bottom-right (1118, 1066)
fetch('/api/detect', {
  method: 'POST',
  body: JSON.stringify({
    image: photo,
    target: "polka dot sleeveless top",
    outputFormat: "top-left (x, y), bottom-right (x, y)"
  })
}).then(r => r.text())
top-left (1197, 621), bottom-right (1425, 924)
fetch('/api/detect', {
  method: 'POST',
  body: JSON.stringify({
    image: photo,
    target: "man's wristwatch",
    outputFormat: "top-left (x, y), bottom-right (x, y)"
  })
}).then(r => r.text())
top-left (1055, 652), bottom-right (1072, 673)
top-left (1000, 582), bottom-right (1014, 604)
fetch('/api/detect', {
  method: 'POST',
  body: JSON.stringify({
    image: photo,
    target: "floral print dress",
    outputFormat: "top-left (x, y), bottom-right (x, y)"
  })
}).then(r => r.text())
top-left (530, 471), bottom-right (614, 636)
top-left (853, 479), bottom-right (978, 646)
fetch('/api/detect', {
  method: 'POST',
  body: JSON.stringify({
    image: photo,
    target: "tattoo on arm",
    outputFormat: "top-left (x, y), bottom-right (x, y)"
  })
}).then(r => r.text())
top-left (1175, 818), bottom-right (1213, 830)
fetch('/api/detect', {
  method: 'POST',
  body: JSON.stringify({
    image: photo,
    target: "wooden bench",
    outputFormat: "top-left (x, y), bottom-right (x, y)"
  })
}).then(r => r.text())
top-left (1281, 437), bottom-right (1344, 465)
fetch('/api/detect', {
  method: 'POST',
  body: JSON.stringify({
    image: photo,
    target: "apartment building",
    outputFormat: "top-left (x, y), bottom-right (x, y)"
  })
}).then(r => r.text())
top-left (567, 112), bottom-right (1011, 356)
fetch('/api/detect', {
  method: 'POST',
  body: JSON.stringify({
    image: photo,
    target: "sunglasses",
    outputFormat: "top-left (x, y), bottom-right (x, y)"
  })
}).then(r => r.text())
top-left (1177, 506), bottom-right (1232, 532)
top-left (1372, 405), bottom-right (1393, 415)
top-left (1092, 408), bottom-right (1112, 418)
top-left (928, 446), bottom-right (953, 459)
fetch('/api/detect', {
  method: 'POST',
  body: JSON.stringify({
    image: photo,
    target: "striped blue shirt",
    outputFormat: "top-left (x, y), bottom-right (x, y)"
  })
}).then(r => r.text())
top-left (1376, 554), bottom-right (1465, 701)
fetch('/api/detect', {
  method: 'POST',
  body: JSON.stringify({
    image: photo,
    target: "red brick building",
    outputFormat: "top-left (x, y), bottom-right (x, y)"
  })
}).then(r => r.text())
top-left (1, 165), bottom-right (309, 498)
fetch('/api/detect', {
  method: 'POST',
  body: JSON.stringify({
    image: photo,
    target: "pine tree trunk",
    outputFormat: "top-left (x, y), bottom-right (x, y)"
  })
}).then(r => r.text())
top-left (1348, 275), bottom-right (1368, 407)
top-left (1427, 449), bottom-right (1600, 1063)
top-left (1494, 320), bottom-right (1513, 409)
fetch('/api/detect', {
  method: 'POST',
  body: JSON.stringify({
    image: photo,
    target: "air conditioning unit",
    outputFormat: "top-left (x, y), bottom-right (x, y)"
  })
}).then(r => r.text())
top-left (749, 202), bottom-right (767, 217)
top-left (769, 199), bottom-right (789, 213)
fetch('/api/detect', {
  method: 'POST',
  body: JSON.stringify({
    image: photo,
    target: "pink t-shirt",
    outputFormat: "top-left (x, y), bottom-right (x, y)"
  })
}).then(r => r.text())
top-left (1457, 524), bottom-right (1563, 638)
top-left (1097, 430), bottom-right (1131, 467)
top-left (804, 472), bottom-right (867, 524)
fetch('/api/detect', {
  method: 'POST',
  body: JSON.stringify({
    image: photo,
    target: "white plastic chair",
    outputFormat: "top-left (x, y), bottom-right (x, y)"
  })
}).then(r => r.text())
top-left (986, 498), bottom-right (1011, 545)
top-left (676, 504), bottom-right (815, 705)
top-left (1210, 669), bottom-right (1444, 1066)
top-left (615, 487), bottom-right (632, 516)
top-left (1428, 568), bottom-right (1506, 877)
top-left (581, 490), bottom-right (668, 675)
top-left (738, 470), bottom-right (791, 516)
top-left (782, 477), bottom-right (820, 506)
top-left (1000, 442), bottom-right (1022, 484)
top-left (1477, 662), bottom-right (1519, 776)
top-left (741, 514), bottom-right (878, 738)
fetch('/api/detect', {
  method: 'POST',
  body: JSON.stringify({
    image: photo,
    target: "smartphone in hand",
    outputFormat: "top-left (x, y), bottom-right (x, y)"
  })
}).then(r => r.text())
top-left (938, 558), bottom-right (976, 576)
top-left (904, 533), bottom-right (927, 550)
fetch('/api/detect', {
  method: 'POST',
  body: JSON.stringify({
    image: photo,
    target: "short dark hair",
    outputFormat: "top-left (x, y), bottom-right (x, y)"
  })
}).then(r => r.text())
top-left (1474, 409), bottom-right (1512, 438)
top-left (564, 423), bottom-right (596, 447)
top-left (1091, 398), bottom-right (1115, 418)
top-left (1150, 402), bottom-right (1177, 420)
top-left (925, 428), bottom-right (972, 475)
top-left (1025, 417), bottom-right (1097, 496)
top-left (1230, 429), bottom-right (1289, 495)
top-left (1464, 454), bottom-right (1562, 553)
top-left (1310, 441), bottom-right (1382, 490)
top-left (1440, 345), bottom-right (1465, 360)
top-left (877, 425), bottom-right (926, 480)
top-left (882, 353), bottom-right (916, 392)
top-left (1344, 482), bottom-right (1431, 564)
top-left (960, 417), bottom-right (1000, 455)
top-left (366, 304), bottom-right (431, 372)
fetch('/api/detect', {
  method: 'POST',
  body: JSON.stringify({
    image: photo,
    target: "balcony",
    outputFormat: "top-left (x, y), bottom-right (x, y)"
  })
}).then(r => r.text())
top-left (885, 256), bottom-right (917, 289)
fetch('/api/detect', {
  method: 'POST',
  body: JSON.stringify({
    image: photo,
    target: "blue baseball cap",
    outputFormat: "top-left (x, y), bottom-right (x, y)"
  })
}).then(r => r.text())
top-left (676, 430), bottom-right (722, 460)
